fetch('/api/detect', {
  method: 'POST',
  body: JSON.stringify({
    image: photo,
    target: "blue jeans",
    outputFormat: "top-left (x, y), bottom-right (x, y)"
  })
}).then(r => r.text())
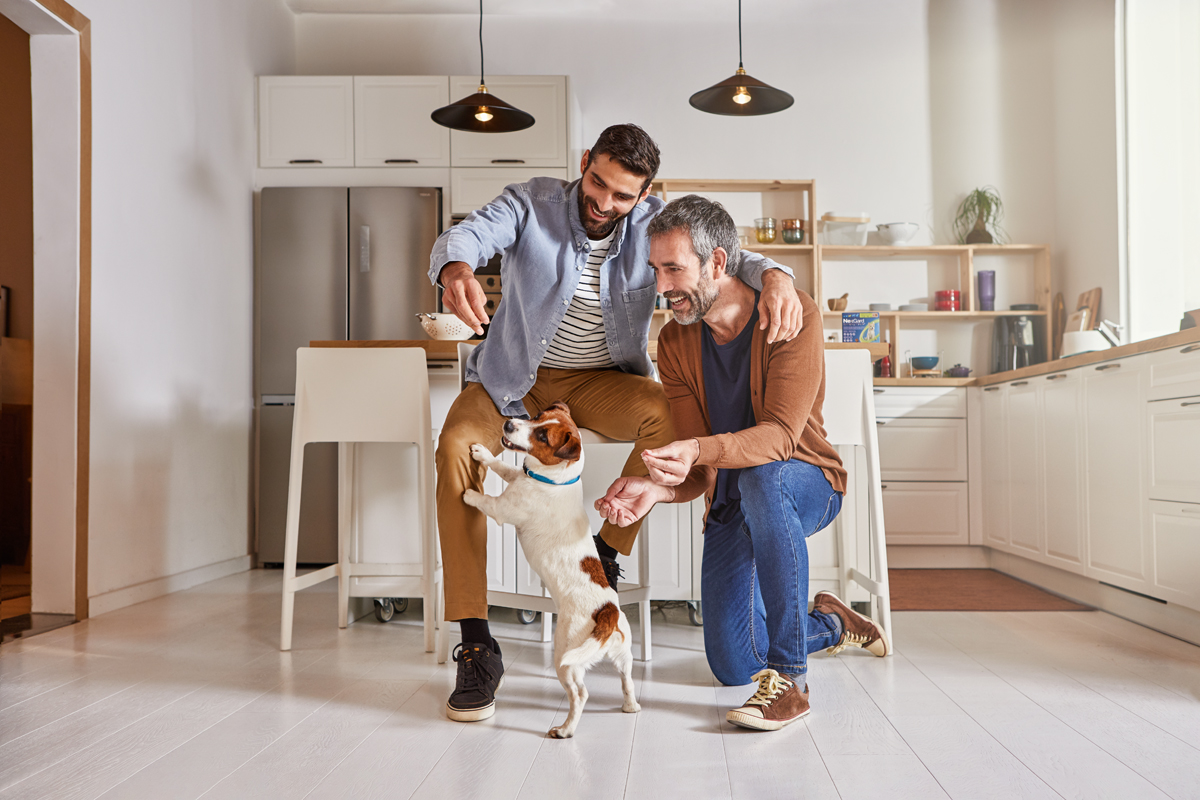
top-left (701, 460), bottom-right (844, 686)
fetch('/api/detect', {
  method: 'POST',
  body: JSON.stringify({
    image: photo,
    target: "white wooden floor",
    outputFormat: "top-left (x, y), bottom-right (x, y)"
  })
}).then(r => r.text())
top-left (2, 570), bottom-right (1200, 800)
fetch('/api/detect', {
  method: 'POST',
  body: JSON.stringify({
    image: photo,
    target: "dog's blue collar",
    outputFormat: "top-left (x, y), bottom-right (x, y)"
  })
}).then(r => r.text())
top-left (523, 465), bottom-right (581, 486)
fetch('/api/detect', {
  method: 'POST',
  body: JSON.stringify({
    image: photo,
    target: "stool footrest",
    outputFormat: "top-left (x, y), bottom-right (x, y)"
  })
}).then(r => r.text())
top-left (286, 565), bottom-right (338, 592)
top-left (848, 568), bottom-right (886, 598)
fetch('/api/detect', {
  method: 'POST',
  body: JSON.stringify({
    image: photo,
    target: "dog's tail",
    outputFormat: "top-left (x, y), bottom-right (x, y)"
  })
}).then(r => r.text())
top-left (559, 602), bottom-right (624, 667)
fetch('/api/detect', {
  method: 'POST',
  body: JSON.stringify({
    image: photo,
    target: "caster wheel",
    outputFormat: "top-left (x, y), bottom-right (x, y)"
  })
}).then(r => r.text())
top-left (374, 598), bottom-right (394, 623)
top-left (518, 609), bottom-right (538, 625)
top-left (688, 602), bottom-right (703, 627)
top-left (392, 597), bottom-right (409, 614)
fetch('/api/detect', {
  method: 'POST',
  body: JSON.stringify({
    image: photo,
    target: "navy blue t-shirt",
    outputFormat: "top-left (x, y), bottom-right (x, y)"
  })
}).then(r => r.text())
top-left (701, 296), bottom-right (759, 525)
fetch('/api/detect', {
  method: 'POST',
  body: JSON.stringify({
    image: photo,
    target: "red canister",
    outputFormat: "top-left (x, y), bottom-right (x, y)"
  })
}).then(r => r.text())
top-left (934, 290), bottom-right (960, 311)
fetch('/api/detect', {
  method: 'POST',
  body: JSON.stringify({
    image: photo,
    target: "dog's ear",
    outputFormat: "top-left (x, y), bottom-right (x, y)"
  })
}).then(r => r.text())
top-left (553, 430), bottom-right (581, 461)
top-left (546, 401), bottom-right (571, 416)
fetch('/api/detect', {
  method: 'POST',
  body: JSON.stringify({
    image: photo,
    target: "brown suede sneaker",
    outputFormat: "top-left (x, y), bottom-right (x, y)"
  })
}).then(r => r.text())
top-left (813, 591), bottom-right (891, 657)
top-left (725, 669), bottom-right (810, 731)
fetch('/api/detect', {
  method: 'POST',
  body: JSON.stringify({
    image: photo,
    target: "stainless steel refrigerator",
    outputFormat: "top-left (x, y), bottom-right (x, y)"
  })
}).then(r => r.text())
top-left (256, 186), bottom-right (441, 564)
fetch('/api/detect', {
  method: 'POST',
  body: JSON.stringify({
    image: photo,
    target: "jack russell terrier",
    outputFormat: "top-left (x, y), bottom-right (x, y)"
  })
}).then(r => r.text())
top-left (462, 402), bottom-right (640, 739)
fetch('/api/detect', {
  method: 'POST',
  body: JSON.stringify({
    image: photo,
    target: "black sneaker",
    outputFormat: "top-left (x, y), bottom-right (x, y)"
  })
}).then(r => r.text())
top-left (599, 555), bottom-right (624, 592)
top-left (447, 640), bottom-right (504, 722)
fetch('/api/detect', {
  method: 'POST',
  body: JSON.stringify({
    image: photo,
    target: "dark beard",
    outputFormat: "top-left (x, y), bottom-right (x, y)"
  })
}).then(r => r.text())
top-left (578, 191), bottom-right (621, 239)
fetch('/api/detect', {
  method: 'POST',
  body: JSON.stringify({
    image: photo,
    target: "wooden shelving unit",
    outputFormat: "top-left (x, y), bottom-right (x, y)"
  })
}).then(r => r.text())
top-left (648, 179), bottom-right (1055, 374)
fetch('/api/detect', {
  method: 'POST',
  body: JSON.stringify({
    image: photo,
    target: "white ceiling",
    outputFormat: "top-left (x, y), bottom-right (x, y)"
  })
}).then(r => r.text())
top-left (284, 0), bottom-right (792, 16)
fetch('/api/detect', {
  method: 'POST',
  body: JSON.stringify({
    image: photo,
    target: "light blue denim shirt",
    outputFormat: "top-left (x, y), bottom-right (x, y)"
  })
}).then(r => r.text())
top-left (429, 177), bottom-right (792, 417)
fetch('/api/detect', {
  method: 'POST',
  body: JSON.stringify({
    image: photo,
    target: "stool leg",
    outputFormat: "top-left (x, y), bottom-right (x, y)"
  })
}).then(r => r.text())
top-left (280, 445), bottom-right (306, 652)
top-left (638, 600), bottom-right (652, 662)
top-left (541, 610), bottom-right (553, 642)
top-left (337, 443), bottom-right (353, 629)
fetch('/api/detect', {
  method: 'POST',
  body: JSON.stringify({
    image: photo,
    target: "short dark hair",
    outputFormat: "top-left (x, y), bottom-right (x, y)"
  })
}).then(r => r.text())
top-left (647, 195), bottom-right (741, 276)
top-left (586, 124), bottom-right (661, 192)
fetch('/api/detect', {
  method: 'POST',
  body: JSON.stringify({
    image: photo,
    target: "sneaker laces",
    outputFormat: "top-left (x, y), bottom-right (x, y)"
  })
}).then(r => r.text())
top-left (744, 669), bottom-right (793, 707)
top-left (827, 630), bottom-right (870, 656)
top-left (452, 643), bottom-right (493, 693)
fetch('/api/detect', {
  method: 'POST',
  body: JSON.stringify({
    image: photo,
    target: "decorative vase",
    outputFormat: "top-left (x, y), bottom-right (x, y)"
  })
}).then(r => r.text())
top-left (977, 270), bottom-right (996, 311)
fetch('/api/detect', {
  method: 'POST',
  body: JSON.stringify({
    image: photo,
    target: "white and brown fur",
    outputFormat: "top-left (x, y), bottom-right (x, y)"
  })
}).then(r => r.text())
top-left (462, 402), bottom-right (640, 739)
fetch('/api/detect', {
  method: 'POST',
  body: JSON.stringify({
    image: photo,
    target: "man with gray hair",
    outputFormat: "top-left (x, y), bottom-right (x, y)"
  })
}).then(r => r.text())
top-left (596, 194), bottom-right (890, 731)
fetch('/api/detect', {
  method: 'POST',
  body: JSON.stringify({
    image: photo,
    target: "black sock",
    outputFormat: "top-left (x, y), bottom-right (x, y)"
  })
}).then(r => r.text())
top-left (593, 533), bottom-right (618, 560)
top-left (459, 618), bottom-right (492, 647)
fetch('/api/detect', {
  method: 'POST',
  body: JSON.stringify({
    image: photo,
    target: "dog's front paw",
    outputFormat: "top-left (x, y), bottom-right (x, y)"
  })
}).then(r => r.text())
top-left (462, 488), bottom-right (483, 507)
top-left (547, 725), bottom-right (573, 739)
top-left (622, 700), bottom-right (641, 713)
top-left (468, 443), bottom-right (492, 464)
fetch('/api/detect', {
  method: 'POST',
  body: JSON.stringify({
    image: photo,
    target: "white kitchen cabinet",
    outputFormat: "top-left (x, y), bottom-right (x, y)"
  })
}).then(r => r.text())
top-left (872, 386), bottom-right (965, 419)
top-left (1039, 371), bottom-right (1086, 573)
top-left (258, 76), bottom-right (355, 167)
top-left (980, 384), bottom-right (1011, 549)
top-left (1149, 500), bottom-right (1200, 612)
top-left (880, 482), bottom-right (969, 545)
top-left (1145, 341), bottom-right (1200, 401)
top-left (1006, 380), bottom-right (1042, 558)
top-left (1147, 394), bottom-right (1200, 505)
top-left (876, 417), bottom-right (967, 482)
top-left (450, 167), bottom-right (569, 215)
top-left (1083, 357), bottom-right (1152, 593)
top-left (353, 76), bottom-right (450, 167)
top-left (449, 75), bottom-right (569, 168)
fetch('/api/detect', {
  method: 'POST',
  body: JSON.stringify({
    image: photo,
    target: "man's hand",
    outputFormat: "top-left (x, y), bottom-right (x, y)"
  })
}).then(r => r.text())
top-left (438, 261), bottom-right (489, 335)
top-left (641, 438), bottom-right (700, 487)
top-left (595, 477), bottom-right (674, 527)
top-left (758, 270), bottom-right (803, 343)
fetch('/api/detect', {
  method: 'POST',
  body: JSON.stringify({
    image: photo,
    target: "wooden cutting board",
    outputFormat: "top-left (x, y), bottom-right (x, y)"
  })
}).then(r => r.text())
top-left (1076, 288), bottom-right (1102, 331)
top-left (1052, 293), bottom-right (1065, 360)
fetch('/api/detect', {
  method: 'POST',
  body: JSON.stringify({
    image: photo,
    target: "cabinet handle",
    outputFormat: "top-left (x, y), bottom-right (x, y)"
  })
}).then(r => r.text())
top-left (384, 159), bottom-right (418, 164)
top-left (1012, 381), bottom-right (1029, 387)
top-left (1046, 374), bottom-right (1068, 381)
top-left (427, 363), bottom-right (455, 369)
top-left (1182, 401), bottom-right (1200, 407)
top-left (1095, 363), bottom-right (1122, 371)
top-left (881, 484), bottom-right (888, 490)
top-left (1181, 344), bottom-right (1200, 354)
top-left (873, 388), bottom-right (885, 394)
top-left (983, 386), bottom-right (1000, 392)
top-left (1182, 507), bottom-right (1200, 514)
top-left (288, 159), bottom-right (322, 164)
top-left (491, 159), bottom-right (526, 164)
top-left (876, 420), bottom-right (886, 426)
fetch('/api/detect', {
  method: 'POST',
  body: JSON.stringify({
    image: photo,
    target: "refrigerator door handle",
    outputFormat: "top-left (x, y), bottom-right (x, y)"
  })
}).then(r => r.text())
top-left (359, 225), bottom-right (370, 272)
top-left (262, 394), bottom-right (296, 406)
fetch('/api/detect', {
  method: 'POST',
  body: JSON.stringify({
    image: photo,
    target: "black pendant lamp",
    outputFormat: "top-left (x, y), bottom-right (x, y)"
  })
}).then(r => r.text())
top-left (431, 0), bottom-right (535, 133)
top-left (689, 0), bottom-right (794, 116)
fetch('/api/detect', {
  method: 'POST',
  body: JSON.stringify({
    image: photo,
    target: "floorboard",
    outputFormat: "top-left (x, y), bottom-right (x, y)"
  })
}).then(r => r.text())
top-left (1, 570), bottom-right (1198, 799)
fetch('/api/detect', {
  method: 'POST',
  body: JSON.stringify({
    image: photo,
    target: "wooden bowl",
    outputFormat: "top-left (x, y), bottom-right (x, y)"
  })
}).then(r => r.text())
top-left (827, 297), bottom-right (848, 312)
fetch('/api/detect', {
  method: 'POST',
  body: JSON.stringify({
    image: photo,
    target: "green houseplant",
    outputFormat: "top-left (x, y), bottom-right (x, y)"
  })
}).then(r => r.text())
top-left (954, 186), bottom-right (1007, 244)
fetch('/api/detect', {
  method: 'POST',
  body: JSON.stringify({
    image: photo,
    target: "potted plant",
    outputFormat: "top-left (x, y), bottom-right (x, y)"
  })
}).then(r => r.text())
top-left (954, 186), bottom-right (1006, 244)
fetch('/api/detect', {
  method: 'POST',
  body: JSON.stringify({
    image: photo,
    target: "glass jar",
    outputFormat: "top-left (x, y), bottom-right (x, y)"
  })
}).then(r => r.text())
top-left (781, 219), bottom-right (805, 245)
top-left (754, 217), bottom-right (777, 244)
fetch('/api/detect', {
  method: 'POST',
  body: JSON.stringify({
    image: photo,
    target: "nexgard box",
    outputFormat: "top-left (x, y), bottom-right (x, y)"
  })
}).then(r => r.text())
top-left (842, 312), bottom-right (881, 343)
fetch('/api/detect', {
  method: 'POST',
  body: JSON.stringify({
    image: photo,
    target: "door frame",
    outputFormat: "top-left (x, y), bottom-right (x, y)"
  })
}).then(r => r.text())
top-left (3, 0), bottom-right (91, 619)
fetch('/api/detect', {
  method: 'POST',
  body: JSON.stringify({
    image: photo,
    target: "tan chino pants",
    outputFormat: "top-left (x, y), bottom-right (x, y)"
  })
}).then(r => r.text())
top-left (435, 367), bottom-right (674, 621)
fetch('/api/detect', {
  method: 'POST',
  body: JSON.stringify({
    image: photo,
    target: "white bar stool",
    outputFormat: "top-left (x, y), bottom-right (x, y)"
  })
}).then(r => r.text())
top-left (815, 348), bottom-right (894, 648)
top-left (448, 343), bottom-right (656, 662)
top-left (279, 347), bottom-right (442, 653)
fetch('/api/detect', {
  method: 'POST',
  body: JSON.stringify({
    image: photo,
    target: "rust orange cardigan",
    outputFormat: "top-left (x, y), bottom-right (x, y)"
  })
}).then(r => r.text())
top-left (656, 288), bottom-right (847, 511)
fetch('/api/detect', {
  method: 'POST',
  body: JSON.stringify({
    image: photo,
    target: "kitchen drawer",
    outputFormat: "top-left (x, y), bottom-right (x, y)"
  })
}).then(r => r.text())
top-left (880, 481), bottom-right (969, 545)
top-left (451, 167), bottom-right (569, 214)
top-left (1146, 342), bottom-right (1200, 401)
top-left (1147, 395), bottom-right (1200, 504)
top-left (1149, 500), bottom-right (1200, 611)
top-left (872, 386), bottom-right (965, 419)
top-left (876, 417), bottom-right (968, 481)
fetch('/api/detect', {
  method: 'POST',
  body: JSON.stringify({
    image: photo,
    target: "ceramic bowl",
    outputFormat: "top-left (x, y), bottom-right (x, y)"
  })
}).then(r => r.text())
top-left (876, 222), bottom-right (919, 246)
top-left (899, 303), bottom-right (928, 312)
top-left (869, 303), bottom-right (892, 311)
top-left (945, 364), bottom-right (972, 378)
top-left (911, 356), bottom-right (940, 370)
top-left (417, 313), bottom-right (474, 341)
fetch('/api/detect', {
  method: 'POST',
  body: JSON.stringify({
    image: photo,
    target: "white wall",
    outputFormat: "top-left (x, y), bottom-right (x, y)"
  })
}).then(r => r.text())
top-left (72, 0), bottom-right (294, 610)
top-left (929, 0), bottom-right (1121, 333)
top-left (294, 1), bottom-right (935, 234)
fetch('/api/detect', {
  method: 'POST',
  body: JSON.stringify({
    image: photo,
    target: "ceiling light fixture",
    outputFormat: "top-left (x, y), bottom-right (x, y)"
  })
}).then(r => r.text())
top-left (689, 0), bottom-right (794, 117)
top-left (431, 0), bottom-right (535, 133)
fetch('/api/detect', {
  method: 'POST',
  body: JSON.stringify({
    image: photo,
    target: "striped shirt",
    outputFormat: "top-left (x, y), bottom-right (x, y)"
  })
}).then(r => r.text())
top-left (541, 229), bottom-right (617, 370)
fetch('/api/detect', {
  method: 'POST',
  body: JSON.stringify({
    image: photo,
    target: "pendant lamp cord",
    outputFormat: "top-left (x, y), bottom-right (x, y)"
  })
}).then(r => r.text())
top-left (478, 0), bottom-right (485, 84)
top-left (737, 0), bottom-right (743, 69)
